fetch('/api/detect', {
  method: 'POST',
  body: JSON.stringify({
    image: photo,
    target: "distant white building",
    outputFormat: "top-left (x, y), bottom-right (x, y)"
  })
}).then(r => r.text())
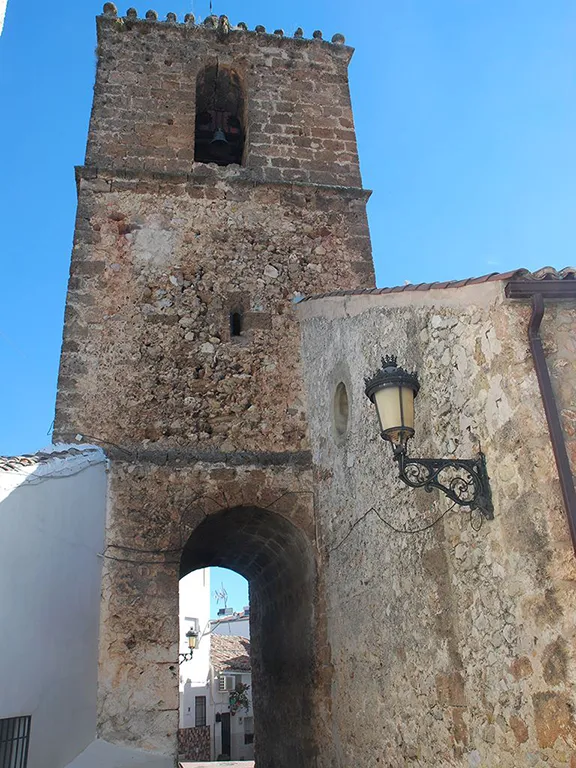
top-left (210, 635), bottom-right (253, 761)
top-left (179, 568), bottom-right (211, 699)
top-left (178, 576), bottom-right (253, 762)
top-left (180, 634), bottom-right (253, 762)
top-left (210, 606), bottom-right (250, 639)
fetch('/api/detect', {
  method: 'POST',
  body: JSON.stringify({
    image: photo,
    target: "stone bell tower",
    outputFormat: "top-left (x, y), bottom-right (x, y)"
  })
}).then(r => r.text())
top-left (55, 5), bottom-right (374, 452)
top-left (54, 5), bottom-right (375, 767)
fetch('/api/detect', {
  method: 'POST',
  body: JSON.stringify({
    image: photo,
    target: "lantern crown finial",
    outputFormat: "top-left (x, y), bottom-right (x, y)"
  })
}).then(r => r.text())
top-left (364, 356), bottom-right (420, 400)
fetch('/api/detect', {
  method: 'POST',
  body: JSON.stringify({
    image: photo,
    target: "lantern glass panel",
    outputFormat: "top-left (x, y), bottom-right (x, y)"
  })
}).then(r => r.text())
top-left (373, 386), bottom-right (402, 434)
top-left (400, 386), bottom-right (415, 431)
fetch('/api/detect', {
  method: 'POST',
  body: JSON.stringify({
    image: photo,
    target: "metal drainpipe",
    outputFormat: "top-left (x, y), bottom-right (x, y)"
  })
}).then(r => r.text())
top-left (526, 292), bottom-right (576, 553)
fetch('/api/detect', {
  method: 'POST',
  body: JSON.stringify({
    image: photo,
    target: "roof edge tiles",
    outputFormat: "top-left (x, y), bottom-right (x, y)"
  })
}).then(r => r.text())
top-left (0, 444), bottom-right (105, 474)
top-left (210, 634), bottom-right (251, 674)
top-left (299, 267), bottom-right (576, 303)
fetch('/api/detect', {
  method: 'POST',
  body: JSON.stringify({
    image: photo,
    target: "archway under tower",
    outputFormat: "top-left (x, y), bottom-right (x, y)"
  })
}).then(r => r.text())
top-left (180, 506), bottom-right (317, 768)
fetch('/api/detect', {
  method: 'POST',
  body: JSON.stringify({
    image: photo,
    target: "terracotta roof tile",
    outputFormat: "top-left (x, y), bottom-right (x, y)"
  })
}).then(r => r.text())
top-left (210, 634), bottom-right (251, 673)
top-left (0, 456), bottom-right (39, 472)
top-left (299, 266), bottom-right (576, 303)
top-left (0, 447), bottom-right (97, 473)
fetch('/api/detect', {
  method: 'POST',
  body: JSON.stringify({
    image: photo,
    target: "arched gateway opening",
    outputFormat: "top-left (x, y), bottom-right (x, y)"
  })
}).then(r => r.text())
top-left (180, 506), bottom-right (317, 768)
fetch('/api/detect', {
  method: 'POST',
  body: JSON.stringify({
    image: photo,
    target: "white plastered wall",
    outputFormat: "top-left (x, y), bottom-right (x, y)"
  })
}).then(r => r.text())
top-left (179, 567), bottom-right (211, 732)
top-left (179, 568), bottom-right (211, 688)
top-left (0, 446), bottom-right (107, 768)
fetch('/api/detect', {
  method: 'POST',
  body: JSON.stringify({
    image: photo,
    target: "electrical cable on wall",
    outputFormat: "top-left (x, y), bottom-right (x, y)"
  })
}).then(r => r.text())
top-left (327, 499), bottom-right (483, 554)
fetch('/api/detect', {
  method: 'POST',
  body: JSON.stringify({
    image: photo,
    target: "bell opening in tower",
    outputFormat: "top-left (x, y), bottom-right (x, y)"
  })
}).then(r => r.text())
top-left (195, 65), bottom-right (245, 166)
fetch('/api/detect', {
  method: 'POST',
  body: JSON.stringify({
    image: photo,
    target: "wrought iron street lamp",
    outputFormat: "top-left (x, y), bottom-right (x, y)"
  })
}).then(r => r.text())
top-left (179, 627), bottom-right (199, 664)
top-left (365, 356), bottom-right (493, 518)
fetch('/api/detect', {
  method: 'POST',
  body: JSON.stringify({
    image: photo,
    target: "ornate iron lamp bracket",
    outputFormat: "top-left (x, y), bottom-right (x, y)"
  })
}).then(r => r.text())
top-left (179, 651), bottom-right (194, 665)
top-left (394, 450), bottom-right (494, 519)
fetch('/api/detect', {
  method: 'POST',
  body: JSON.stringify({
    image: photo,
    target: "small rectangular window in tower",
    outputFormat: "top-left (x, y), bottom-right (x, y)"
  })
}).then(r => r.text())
top-left (195, 696), bottom-right (207, 727)
top-left (230, 311), bottom-right (242, 337)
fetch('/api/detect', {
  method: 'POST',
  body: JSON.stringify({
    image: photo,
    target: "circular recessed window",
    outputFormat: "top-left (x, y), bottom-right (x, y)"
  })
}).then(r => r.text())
top-left (333, 382), bottom-right (349, 437)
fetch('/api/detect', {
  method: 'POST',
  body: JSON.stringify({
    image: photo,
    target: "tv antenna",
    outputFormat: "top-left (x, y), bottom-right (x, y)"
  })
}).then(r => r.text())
top-left (214, 583), bottom-right (228, 609)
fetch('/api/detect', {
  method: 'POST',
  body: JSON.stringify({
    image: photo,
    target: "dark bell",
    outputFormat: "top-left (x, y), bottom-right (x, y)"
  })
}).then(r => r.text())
top-left (211, 128), bottom-right (229, 146)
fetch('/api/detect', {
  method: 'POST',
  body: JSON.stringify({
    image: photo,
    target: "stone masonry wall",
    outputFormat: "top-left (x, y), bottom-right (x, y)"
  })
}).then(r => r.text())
top-left (298, 283), bottom-right (576, 768)
top-left (54, 170), bottom-right (372, 449)
top-left (89, 13), bottom-right (361, 187)
top-left (53, 9), bottom-right (372, 765)
top-left (96, 456), bottom-right (329, 766)
top-left (53, 166), bottom-right (363, 765)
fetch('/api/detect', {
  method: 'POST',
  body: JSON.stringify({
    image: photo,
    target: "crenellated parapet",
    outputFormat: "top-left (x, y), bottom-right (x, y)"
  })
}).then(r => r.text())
top-left (101, 3), bottom-right (347, 45)
top-left (89, 2), bottom-right (361, 185)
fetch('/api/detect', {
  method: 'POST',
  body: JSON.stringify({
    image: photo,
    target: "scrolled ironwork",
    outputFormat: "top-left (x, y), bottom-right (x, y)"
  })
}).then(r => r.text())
top-left (395, 452), bottom-right (494, 519)
top-left (179, 651), bottom-right (194, 665)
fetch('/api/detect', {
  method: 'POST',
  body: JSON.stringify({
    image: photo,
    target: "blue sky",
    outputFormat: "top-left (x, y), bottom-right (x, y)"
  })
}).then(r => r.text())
top-left (1, 0), bottom-right (575, 459)
top-left (209, 566), bottom-right (248, 618)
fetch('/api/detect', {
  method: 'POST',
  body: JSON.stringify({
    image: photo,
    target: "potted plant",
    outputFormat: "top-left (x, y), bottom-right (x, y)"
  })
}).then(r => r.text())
top-left (229, 681), bottom-right (250, 716)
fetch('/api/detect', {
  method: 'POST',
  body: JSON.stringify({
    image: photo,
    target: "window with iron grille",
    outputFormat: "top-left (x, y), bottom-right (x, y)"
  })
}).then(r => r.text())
top-left (0, 716), bottom-right (31, 768)
top-left (195, 696), bottom-right (207, 728)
